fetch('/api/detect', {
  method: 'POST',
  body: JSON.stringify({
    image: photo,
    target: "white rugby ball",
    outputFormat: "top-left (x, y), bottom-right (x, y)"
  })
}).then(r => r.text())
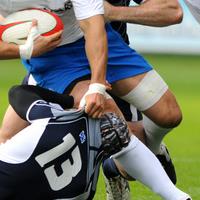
top-left (0, 8), bottom-right (64, 45)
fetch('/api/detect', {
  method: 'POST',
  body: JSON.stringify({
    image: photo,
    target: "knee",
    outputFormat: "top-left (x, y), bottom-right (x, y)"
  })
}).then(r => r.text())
top-left (156, 106), bottom-right (183, 128)
top-left (166, 108), bottom-right (182, 128)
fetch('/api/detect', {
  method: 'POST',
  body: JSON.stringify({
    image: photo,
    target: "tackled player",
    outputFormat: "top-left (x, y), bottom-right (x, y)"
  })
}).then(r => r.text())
top-left (0, 84), bottom-right (192, 200)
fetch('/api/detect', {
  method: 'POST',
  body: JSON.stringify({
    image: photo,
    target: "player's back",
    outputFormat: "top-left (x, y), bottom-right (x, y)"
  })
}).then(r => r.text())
top-left (0, 110), bottom-right (102, 200)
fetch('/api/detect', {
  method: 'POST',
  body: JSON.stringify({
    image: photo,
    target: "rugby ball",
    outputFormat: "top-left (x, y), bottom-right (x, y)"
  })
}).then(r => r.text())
top-left (0, 8), bottom-right (64, 45)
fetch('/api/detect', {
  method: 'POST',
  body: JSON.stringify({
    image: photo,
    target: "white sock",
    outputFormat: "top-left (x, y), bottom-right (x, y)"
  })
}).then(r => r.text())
top-left (112, 136), bottom-right (189, 200)
top-left (143, 115), bottom-right (172, 154)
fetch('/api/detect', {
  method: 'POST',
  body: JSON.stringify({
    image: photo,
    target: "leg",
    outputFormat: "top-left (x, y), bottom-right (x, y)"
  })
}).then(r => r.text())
top-left (100, 111), bottom-right (191, 200)
top-left (111, 70), bottom-right (182, 154)
top-left (70, 80), bottom-right (191, 200)
top-left (112, 136), bottom-right (191, 200)
top-left (0, 105), bottom-right (29, 144)
top-left (111, 70), bottom-right (182, 128)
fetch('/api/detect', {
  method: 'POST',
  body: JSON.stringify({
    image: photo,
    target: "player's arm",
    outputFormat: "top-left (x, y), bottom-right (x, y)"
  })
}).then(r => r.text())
top-left (104, 0), bottom-right (183, 27)
top-left (73, 0), bottom-right (108, 118)
top-left (8, 85), bottom-right (74, 121)
top-left (79, 15), bottom-right (107, 86)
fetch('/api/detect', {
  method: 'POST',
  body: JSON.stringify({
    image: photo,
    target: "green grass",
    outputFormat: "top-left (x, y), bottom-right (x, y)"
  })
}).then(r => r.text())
top-left (0, 54), bottom-right (200, 199)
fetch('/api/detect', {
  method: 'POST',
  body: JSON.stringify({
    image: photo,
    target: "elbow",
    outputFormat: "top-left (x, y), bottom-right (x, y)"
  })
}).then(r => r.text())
top-left (170, 2), bottom-right (183, 25)
top-left (161, 1), bottom-right (183, 26)
top-left (173, 6), bottom-right (183, 24)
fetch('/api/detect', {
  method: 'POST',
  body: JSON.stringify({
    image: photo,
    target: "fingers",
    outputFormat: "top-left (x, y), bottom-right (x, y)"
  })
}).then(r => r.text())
top-left (105, 80), bottom-right (112, 91)
top-left (47, 30), bottom-right (63, 42)
top-left (31, 19), bottom-right (62, 45)
top-left (84, 93), bottom-right (105, 118)
top-left (31, 19), bottom-right (38, 27)
top-left (28, 20), bottom-right (40, 41)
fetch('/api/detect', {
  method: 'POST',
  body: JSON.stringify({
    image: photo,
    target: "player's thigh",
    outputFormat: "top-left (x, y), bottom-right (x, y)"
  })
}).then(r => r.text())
top-left (0, 105), bottom-right (29, 143)
top-left (111, 72), bottom-right (146, 96)
top-left (111, 70), bottom-right (182, 127)
top-left (69, 80), bottom-right (90, 108)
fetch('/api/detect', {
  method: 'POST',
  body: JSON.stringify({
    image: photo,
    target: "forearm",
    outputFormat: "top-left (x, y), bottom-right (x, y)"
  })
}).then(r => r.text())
top-left (106, 0), bottom-right (183, 27)
top-left (0, 41), bottom-right (20, 59)
top-left (80, 15), bottom-right (107, 84)
top-left (0, 14), bottom-right (20, 59)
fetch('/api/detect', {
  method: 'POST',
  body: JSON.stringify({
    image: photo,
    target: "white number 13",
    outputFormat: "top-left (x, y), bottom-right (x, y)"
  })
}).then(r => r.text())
top-left (35, 133), bottom-right (82, 191)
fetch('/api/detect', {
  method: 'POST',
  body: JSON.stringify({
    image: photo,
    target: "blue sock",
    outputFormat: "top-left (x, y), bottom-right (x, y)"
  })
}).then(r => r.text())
top-left (102, 158), bottom-right (120, 179)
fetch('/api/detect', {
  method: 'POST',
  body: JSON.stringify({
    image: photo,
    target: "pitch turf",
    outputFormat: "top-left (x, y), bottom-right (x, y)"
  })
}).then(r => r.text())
top-left (0, 54), bottom-right (199, 199)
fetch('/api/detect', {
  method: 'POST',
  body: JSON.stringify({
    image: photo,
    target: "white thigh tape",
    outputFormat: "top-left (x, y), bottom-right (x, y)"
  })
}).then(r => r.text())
top-left (19, 26), bottom-right (40, 60)
top-left (121, 70), bottom-right (168, 111)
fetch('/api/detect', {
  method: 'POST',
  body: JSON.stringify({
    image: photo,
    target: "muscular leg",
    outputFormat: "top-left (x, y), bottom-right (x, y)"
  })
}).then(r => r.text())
top-left (111, 72), bottom-right (182, 128)
top-left (0, 105), bottom-right (29, 144)
top-left (111, 70), bottom-right (182, 155)
top-left (69, 80), bottom-right (191, 200)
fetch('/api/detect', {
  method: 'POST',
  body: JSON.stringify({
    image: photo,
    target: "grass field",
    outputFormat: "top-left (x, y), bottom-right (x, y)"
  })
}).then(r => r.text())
top-left (0, 54), bottom-right (200, 199)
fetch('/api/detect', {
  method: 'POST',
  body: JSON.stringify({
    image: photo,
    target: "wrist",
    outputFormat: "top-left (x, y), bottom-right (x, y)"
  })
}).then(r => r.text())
top-left (79, 83), bottom-right (106, 108)
top-left (88, 83), bottom-right (106, 95)
top-left (19, 43), bottom-right (33, 60)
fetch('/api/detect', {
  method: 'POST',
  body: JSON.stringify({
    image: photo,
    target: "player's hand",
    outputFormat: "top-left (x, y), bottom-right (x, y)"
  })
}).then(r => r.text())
top-left (19, 20), bottom-right (62, 59)
top-left (32, 20), bottom-right (63, 57)
top-left (79, 83), bottom-right (107, 118)
top-left (84, 93), bottom-right (106, 118)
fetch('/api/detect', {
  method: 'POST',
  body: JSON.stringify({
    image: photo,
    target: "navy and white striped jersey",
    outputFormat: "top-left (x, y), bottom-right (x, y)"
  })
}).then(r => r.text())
top-left (0, 86), bottom-right (103, 200)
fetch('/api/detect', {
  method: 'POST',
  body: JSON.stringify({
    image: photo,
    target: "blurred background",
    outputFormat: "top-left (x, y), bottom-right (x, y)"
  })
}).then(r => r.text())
top-left (0, 0), bottom-right (199, 199)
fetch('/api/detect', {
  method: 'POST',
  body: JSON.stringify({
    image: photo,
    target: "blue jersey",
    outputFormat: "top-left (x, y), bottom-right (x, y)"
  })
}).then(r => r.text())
top-left (0, 100), bottom-right (102, 200)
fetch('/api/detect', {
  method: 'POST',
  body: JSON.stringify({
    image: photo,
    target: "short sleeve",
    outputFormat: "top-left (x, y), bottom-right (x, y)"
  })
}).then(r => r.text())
top-left (72, 0), bottom-right (104, 20)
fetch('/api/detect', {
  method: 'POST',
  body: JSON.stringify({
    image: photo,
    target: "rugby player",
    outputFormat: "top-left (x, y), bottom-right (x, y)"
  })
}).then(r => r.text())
top-left (0, 1), bottom-right (187, 198)
top-left (0, 84), bottom-right (192, 200)
top-left (101, 0), bottom-right (183, 198)
top-left (0, 1), bottom-right (182, 159)
top-left (0, 0), bottom-right (108, 118)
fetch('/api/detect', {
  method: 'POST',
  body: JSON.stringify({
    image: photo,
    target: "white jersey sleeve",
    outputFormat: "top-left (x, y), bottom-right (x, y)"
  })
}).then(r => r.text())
top-left (72, 0), bottom-right (104, 20)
